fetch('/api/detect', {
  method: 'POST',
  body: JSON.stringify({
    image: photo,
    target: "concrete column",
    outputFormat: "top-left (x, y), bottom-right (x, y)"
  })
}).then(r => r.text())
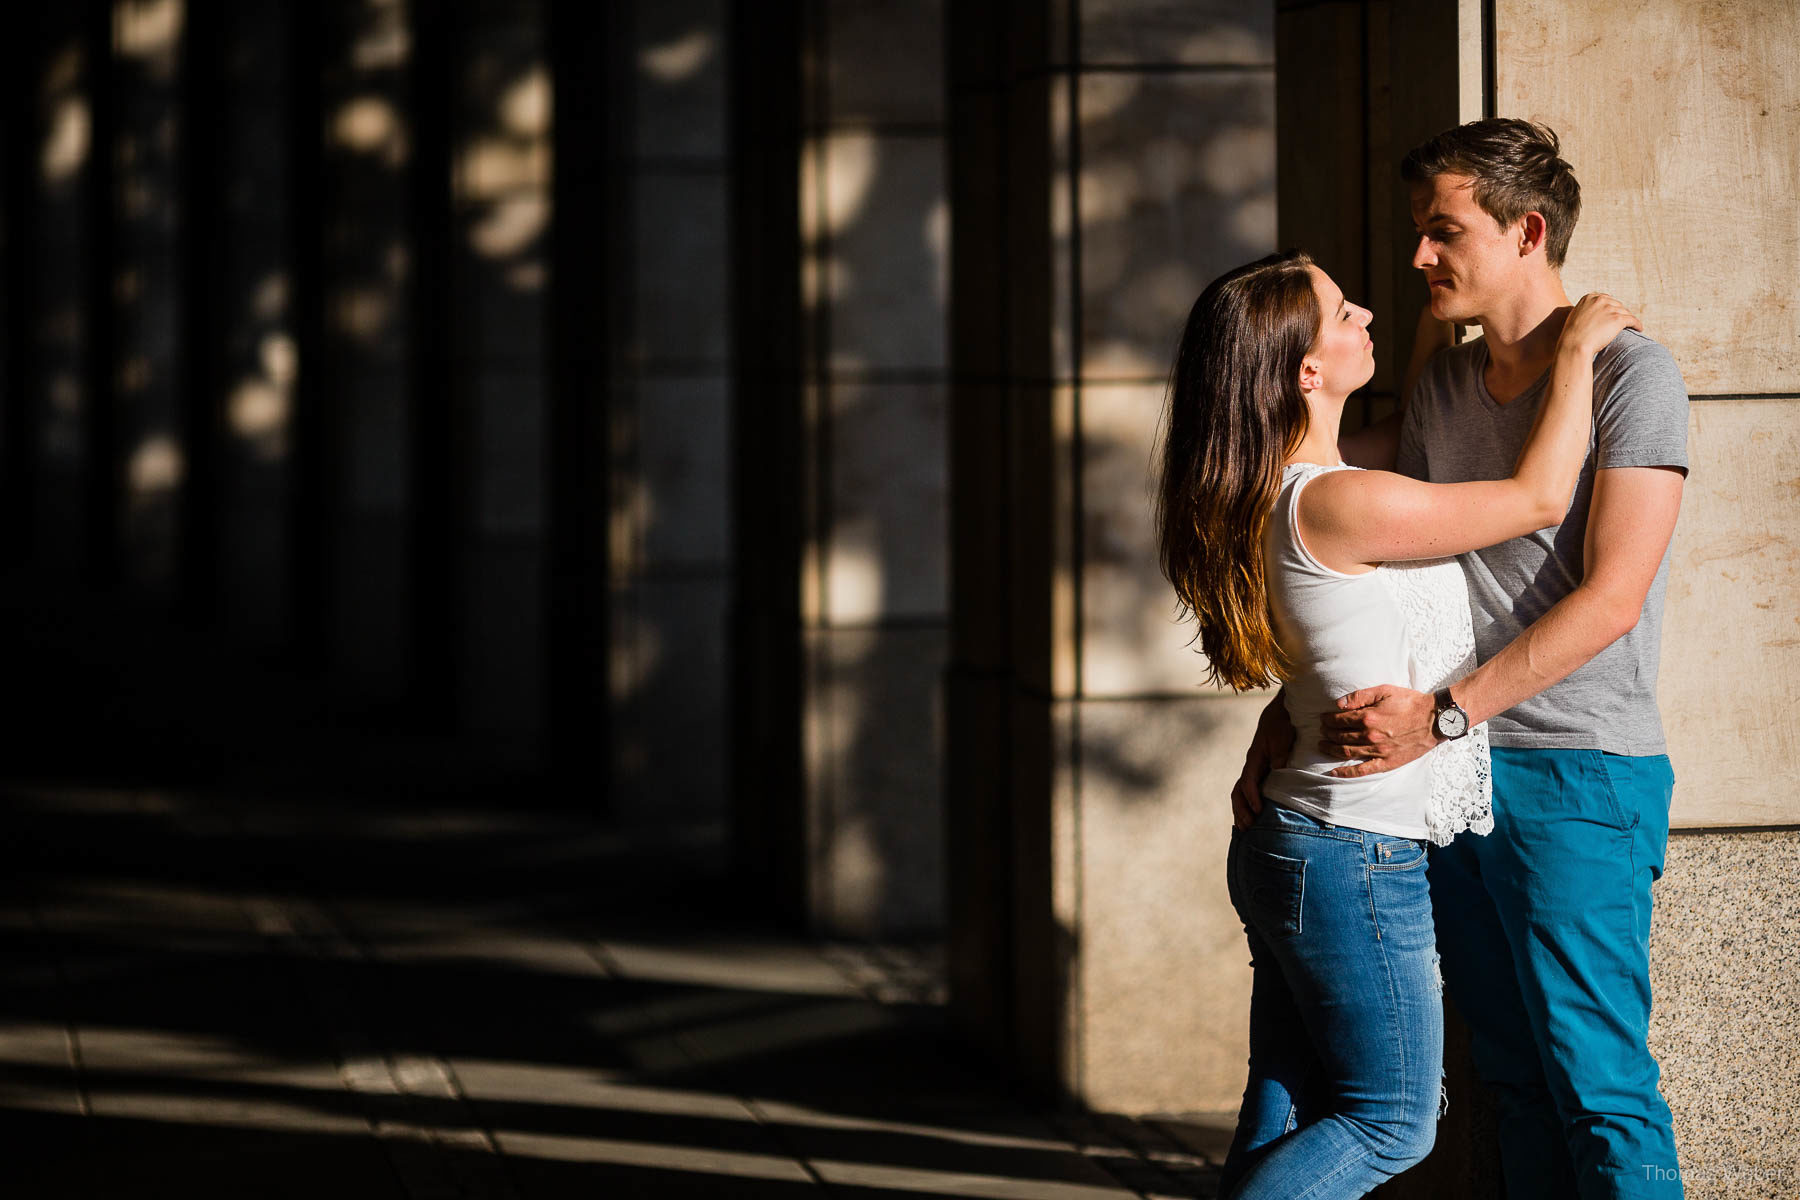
top-left (728, 0), bottom-right (806, 914)
top-left (2, 15), bottom-right (41, 562)
top-left (82, 2), bottom-right (120, 586)
top-left (721, 0), bottom-right (949, 933)
top-left (18, 8), bottom-right (102, 581)
top-left (945, 0), bottom-right (1058, 1082)
top-left (407, 0), bottom-right (459, 727)
top-left (797, 0), bottom-right (950, 937)
top-left (612, 0), bottom-right (737, 826)
top-left (0, 13), bottom-right (47, 563)
top-left (449, 0), bottom-right (552, 760)
top-left (545, 0), bottom-right (618, 792)
top-left (320, 0), bottom-right (416, 713)
top-left (109, 0), bottom-right (187, 602)
top-left (183, 0), bottom-right (300, 649)
top-left (949, 0), bottom-right (1280, 1108)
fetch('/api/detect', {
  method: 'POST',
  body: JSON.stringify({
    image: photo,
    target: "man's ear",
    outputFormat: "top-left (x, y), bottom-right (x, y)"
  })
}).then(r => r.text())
top-left (1519, 211), bottom-right (1549, 257)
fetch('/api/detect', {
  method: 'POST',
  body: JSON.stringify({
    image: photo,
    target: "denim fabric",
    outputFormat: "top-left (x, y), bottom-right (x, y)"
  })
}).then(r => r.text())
top-left (1429, 748), bottom-right (1680, 1199)
top-left (1219, 801), bottom-right (1443, 1200)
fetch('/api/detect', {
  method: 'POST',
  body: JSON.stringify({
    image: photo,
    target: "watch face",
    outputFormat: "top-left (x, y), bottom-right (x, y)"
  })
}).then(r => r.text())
top-left (1437, 707), bottom-right (1468, 739)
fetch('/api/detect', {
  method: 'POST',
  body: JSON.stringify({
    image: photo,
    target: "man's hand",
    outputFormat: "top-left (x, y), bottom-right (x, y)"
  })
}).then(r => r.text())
top-left (1319, 685), bottom-right (1441, 778)
top-left (1233, 693), bottom-right (1294, 829)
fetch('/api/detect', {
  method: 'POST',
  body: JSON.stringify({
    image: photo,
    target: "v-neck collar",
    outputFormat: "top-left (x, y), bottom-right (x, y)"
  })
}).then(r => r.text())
top-left (1472, 338), bottom-right (1553, 416)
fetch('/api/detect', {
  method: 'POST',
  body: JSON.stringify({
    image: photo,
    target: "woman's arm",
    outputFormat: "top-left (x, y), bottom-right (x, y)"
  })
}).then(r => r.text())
top-left (1338, 303), bottom-right (1455, 470)
top-left (1301, 293), bottom-right (1640, 570)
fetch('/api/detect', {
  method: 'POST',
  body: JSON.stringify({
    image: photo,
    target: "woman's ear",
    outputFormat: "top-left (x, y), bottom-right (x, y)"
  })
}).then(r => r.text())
top-left (1298, 356), bottom-right (1322, 394)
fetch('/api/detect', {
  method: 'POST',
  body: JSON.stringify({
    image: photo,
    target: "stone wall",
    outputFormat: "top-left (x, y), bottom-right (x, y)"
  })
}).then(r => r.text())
top-left (1493, 0), bottom-right (1800, 828)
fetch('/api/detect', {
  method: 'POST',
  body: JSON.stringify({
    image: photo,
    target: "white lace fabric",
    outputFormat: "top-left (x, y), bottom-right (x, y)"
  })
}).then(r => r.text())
top-left (1373, 558), bottom-right (1494, 844)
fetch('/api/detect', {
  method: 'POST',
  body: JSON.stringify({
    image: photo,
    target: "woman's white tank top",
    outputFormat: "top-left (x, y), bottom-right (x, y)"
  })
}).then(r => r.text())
top-left (1261, 462), bottom-right (1492, 845)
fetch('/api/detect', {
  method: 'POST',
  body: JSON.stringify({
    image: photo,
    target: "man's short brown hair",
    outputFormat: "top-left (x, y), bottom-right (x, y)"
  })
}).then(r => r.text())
top-left (1402, 118), bottom-right (1582, 268)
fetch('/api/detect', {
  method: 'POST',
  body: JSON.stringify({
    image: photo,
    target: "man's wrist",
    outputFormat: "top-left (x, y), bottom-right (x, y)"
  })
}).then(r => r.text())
top-left (1430, 685), bottom-right (1472, 742)
top-left (1443, 677), bottom-right (1485, 728)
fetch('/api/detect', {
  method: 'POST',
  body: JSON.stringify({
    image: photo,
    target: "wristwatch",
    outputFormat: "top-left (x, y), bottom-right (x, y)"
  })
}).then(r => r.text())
top-left (1432, 687), bottom-right (1470, 741)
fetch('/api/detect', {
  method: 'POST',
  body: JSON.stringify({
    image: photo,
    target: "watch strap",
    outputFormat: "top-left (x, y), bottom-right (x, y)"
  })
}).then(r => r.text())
top-left (1433, 687), bottom-right (1469, 739)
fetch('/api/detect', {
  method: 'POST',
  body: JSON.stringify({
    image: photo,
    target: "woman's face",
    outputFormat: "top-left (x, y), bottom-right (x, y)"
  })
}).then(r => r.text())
top-left (1301, 265), bottom-right (1375, 397)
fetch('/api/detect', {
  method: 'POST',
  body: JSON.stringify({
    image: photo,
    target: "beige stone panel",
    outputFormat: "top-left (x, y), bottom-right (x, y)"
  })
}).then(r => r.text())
top-left (1051, 697), bottom-right (1080, 1091)
top-left (822, 133), bottom-right (949, 373)
top-left (1079, 0), bottom-right (1273, 67)
top-left (1495, 1), bottom-right (1800, 394)
top-left (455, 197), bottom-right (547, 364)
top-left (634, 0), bottom-right (728, 160)
top-left (635, 374), bottom-right (731, 570)
top-left (1660, 399), bottom-right (1800, 826)
top-left (825, 0), bottom-right (945, 126)
top-left (459, 541), bottom-right (547, 750)
top-left (469, 370), bottom-right (546, 537)
top-left (1077, 72), bottom-right (1276, 381)
top-left (1073, 695), bottom-right (1264, 1112)
top-left (611, 577), bottom-right (730, 825)
top-left (802, 378), bottom-right (828, 625)
top-left (634, 170), bottom-right (731, 370)
top-left (825, 383), bottom-right (948, 623)
top-left (1011, 384), bottom-right (1084, 701)
top-left (1080, 383), bottom-right (1229, 697)
top-left (1052, 73), bottom-right (1075, 382)
top-left (1050, 384), bottom-right (1081, 699)
top-left (805, 626), bottom-right (948, 937)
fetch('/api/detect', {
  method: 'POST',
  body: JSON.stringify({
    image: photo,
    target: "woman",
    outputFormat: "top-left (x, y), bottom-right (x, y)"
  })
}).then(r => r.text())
top-left (1154, 250), bottom-right (1637, 1199)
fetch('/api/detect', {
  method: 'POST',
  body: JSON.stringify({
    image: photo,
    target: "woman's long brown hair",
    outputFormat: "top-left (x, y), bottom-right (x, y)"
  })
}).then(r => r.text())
top-left (1155, 251), bottom-right (1320, 691)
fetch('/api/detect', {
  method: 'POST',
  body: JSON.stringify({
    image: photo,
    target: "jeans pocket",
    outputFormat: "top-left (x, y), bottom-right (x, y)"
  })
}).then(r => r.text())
top-left (1370, 838), bottom-right (1427, 871)
top-left (1239, 839), bottom-right (1306, 938)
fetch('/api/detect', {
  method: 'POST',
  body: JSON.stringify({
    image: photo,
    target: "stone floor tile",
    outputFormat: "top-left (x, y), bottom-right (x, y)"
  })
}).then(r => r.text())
top-left (596, 937), bottom-right (864, 996)
top-left (808, 1157), bottom-right (1138, 1198)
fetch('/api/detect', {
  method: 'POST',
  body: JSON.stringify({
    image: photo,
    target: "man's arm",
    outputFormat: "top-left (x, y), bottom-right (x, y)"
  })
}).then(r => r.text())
top-left (1317, 464), bottom-right (1685, 774)
top-left (1230, 689), bottom-right (1293, 828)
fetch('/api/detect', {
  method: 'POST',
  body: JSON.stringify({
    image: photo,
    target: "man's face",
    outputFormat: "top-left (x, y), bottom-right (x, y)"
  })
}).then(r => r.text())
top-left (1408, 173), bottom-right (1522, 323)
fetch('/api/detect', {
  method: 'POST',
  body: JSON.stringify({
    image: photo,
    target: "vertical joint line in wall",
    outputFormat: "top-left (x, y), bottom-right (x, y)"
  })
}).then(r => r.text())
top-left (1480, 0), bottom-right (1496, 119)
top-left (1065, 0), bottom-right (1085, 1102)
top-left (1358, 1), bottom-right (1372, 433)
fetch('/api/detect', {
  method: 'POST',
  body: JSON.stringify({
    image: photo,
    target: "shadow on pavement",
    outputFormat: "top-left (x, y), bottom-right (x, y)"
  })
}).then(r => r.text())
top-left (0, 576), bottom-right (1221, 1198)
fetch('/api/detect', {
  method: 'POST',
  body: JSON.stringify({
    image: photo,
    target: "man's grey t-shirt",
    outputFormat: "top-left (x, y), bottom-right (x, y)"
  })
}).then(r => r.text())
top-left (1397, 329), bottom-right (1689, 755)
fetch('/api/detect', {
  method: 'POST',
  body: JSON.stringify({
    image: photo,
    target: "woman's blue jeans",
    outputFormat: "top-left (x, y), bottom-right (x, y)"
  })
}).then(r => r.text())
top-left (1219, 801), bottom-right (1443, 1200)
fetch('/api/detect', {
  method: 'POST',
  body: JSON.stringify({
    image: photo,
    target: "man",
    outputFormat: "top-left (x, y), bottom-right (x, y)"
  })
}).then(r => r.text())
top-left (1238, 118), bottom-right (1689, 1199)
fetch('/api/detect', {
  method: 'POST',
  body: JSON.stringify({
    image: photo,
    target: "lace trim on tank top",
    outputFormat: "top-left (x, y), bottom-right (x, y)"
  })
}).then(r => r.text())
top-left (1289, 463), bottom-right (1493, 844)
top-left (1371, 558), bottom-right (1494, 844)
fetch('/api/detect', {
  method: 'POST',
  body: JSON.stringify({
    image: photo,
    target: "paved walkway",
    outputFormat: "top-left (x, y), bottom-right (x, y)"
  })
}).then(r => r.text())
top-left (2, 780), bottom-right (1231, 1198)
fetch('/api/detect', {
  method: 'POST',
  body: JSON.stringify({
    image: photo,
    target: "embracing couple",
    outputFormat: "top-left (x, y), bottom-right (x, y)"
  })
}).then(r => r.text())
top-left (1157, 118), bottom-right (1688, 1199)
